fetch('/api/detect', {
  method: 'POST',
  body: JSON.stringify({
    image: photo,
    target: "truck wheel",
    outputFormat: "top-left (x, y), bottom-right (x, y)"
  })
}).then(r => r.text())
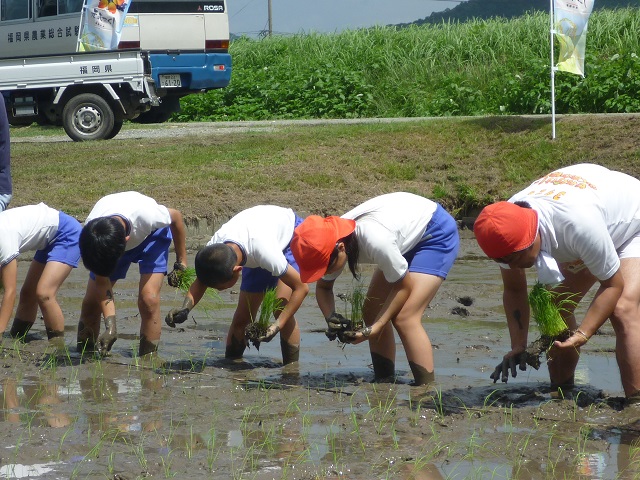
top-left (62, 93), bottom-right (114, 141)
top-left (105, 120), bottom-right (124, 139)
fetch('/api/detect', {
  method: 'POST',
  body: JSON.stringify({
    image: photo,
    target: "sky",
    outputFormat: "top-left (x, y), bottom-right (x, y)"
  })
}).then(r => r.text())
top-left (228, 0), bottom-right (468, 37)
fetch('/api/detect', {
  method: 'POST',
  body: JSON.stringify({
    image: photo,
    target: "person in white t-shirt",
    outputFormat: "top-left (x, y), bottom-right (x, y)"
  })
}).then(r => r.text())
top-left (77, 192), bottom-right (187, 359)
top-left (474, 163), bottom-right (640, 402)
top-left (165, 205), bottom-right (308, 365)
top-left (290, 192), bottom-right (460, 385)
top-left (0, 203), bottom-right (81, 345)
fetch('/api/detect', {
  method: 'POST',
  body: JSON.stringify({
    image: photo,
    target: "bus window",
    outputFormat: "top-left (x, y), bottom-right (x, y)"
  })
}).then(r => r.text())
top-left (59, 0), bottom-right (82, 14)
top-left (3, 0), bottom-right (29, 20)
top-left (38, 0), bottom-right (58, 17)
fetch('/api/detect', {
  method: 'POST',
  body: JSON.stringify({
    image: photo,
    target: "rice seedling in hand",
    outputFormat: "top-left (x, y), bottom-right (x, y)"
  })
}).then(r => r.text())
top-left (523, 282), bottom-right (576, 369)
top-left (245, 287), bottom-right (283, 350)
top-left (333, 284), bottom-right (366, 343)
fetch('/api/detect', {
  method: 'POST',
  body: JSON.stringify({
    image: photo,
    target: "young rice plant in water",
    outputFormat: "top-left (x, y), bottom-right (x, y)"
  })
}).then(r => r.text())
top-left (245, 287), bottom-right (283, 350)
top-left (344, 284), bottom-right (366, 331)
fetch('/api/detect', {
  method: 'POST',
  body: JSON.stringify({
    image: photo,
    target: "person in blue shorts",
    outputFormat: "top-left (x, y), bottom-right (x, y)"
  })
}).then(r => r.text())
top-left (0, 203), bottom-right (81, 345)
top-left (165, 205), bottom-right (308, 365)
top-left (77, 191), bottom-right (187, 358)
top-left (290, 192), bottom-right (460, 385)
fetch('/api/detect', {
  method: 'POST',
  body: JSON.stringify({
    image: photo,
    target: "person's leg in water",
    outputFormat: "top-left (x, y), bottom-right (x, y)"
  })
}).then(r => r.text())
top-left (77, 277), bottom-right (117, 353)
top-left (137, 272), bottom-right (166, 357)
top-left (11, 260), bottom-right (73, 347)
top-left (392, 272), bottom-right (444, 385)
top-left (225, 290), bottom-right (263, 359)
top-left (363, 270), bottom-right (396, 382)
top-left (609, 257), bottom-right (640, 398)
top-left (274, 278), bottom-right (300, 365)
top-left (546, 266), bottom-right (595, 389)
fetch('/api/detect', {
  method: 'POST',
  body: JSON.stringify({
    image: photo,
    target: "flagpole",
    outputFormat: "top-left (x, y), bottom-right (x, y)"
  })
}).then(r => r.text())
top-left (550, 0), bottom-right (556, 139)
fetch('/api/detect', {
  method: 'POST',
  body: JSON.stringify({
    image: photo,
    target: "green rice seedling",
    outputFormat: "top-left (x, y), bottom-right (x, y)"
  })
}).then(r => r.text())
top-left (346, 283), bottom-right (366, 331)
top-left (245, 287), bottom-right (283, 350)
top-left (529, 282), bottom-right (571, 338)
top-left (173, 266), bottom-right (221, 304)
top-left (521, 282), bottom-right (578, 370)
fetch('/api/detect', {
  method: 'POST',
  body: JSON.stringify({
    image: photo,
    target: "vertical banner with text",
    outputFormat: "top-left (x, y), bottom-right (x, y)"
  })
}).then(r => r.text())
top-left (553, 0), bottom-right (594, 77)
top-left (77, 0), bottom-right (132, 51)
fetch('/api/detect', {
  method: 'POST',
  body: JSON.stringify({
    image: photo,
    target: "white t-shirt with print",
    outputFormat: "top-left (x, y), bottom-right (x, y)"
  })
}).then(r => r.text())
top-left (207, 205), bottom-right (296, 277)
top-left (325, 192), bottom-right (438, 283)
top-left (0, 203), bottom-right (60, 266)
top-left (85, 192), bottom-right (172, 251)
top-left (510, 163), bottom-right (640, 281)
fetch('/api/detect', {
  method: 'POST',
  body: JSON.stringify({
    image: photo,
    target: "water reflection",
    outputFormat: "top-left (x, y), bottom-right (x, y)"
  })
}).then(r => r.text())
top-left (1, 375), bottom-right (71, 428)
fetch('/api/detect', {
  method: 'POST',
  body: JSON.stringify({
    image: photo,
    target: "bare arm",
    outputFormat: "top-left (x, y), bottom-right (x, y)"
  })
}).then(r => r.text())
top-left (501, 267), bottom-right (530, 355)
top-left (94, 275), bottom-right (117, 320)
top-left (315, 278), bottom-right (337, 319)
top-left (273, 265), bottom-right (309, 329)
top-left (185, 277), bottom-right (209, 310)
top-left (0, 259), bottom-right (18, 333)
top-left (555, 269), bottom-right (623, 348)
top-left (167, 208), bottom-right (187, 266)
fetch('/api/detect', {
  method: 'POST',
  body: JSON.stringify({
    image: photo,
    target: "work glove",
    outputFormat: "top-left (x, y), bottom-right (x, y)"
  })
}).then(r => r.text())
top-left (256, 323), bottom-right (281, 343)
top-left (489, 352), bottom-right (529, 383)
top-left (97, 315), bottom-right (118, 356)
top-left (167, 262), bottom-right (187, 288)
top-left (325, 312), bottom-right (350, 341)
top-left (165, 307), bottom-right (190, 328)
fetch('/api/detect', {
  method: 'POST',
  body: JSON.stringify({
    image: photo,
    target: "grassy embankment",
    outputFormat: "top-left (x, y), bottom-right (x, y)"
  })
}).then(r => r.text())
top-left (177, 8), bottom-right (640, 121)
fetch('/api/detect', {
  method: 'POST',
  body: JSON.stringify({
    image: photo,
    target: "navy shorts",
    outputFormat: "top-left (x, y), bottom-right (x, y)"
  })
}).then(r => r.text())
top-left (404, 204), bottom-right (459, 279)
top-left (90, 226), bottom-right (172, 281)
top-left (240, 214), bottom-right (303, 293)
top-left (34, 212), bottom-right (82, 268)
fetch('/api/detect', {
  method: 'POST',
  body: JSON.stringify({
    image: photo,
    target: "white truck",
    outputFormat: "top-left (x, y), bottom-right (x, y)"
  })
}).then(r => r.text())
top-left (0, 49), bottom-right (159, 140)
top-left (0, 0), bottom-right (232, 141)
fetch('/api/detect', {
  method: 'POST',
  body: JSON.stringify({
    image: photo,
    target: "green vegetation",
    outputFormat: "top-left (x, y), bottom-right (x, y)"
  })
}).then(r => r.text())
top-left (245, 287), bottom-right (283, 349)
top-left (342, 284), bottom-right (366, 331)
top-left (528, 282), bottom-right (574, 338)
top-left (178, 9), bottom-right (639, 122)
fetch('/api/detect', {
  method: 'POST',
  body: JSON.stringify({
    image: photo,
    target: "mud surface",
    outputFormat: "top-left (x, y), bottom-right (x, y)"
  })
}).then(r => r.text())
top-left (1, 231), bottom-right (639, 479)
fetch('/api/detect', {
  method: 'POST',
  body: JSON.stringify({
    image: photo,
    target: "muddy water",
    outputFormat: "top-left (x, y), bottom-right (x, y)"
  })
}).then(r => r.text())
top-left (1, 230), bottom-right (639, 479)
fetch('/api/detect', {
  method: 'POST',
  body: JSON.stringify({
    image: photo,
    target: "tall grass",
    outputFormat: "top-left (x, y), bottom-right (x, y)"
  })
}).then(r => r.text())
top-left (177, 9), bottom-right (640, 121)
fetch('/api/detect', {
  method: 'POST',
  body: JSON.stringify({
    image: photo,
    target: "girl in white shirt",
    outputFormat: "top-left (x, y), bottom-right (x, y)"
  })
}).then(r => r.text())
top-left (291, 192), bottom-right (459, 385)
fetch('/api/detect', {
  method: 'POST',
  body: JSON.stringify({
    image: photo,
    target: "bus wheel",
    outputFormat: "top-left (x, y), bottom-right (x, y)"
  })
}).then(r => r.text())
top-left (62, 93), bottom-right (115, 141)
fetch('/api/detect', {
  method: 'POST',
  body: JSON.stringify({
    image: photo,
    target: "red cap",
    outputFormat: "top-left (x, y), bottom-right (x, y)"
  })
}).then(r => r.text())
top-left (291, 216), bottom-right (357, 283)
top-left (473, 201), bottom-right (538, 259)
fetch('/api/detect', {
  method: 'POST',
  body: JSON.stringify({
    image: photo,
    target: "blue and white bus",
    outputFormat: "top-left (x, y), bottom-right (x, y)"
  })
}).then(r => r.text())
top-left (0, 0), bottom-right (231, 125)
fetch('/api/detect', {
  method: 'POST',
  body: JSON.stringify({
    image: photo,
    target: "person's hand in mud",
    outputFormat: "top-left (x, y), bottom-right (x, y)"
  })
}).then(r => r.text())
top-left (167, 262), bottom-right (187, 288)
top-left (553, 328), bottom-right (590, 350)
top-left (490, 348), bottom-right (528, 383)
top-left (325, 312), bottom-right (350, 341)
top-left (256, 323), bottom-right (280, 343)
top-left (165, 307), bottom-right (189, 328)
top-left (165, 296), bottom-right (194, 328)
top-left (97, 315), bottom-right (118, 356)
top-left (339, 326), bottom-right (373, 345)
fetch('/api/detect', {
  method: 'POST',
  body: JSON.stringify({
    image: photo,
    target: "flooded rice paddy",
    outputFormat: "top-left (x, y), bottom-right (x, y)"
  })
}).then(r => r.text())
top-left (1, 230), bottom-right (639, 479)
